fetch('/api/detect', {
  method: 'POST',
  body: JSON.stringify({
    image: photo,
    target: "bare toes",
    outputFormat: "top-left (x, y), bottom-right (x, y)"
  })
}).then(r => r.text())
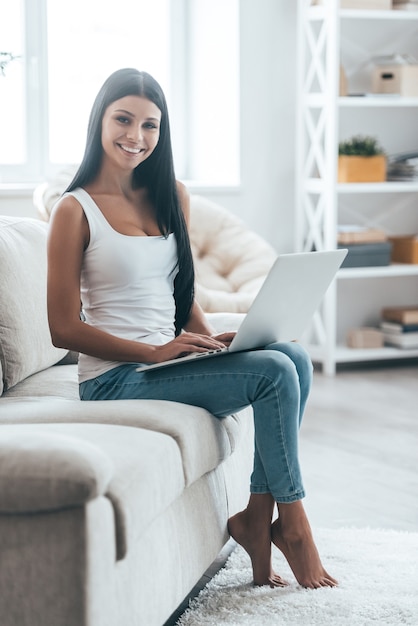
top-left (270, 573), bottom-right (289, 588)
top-left (254, 572), bottom-right (289, 588)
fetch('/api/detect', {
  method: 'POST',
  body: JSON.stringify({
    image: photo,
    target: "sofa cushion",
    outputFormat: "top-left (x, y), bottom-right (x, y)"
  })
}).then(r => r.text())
top-left (2, 364), bottom-right (80, 400)
top-left (0, 396), bottom-right (252, 488)
top-left (0, 428), bottom-right (113, 513)
top-left (0, 217), bottom-right (67, 392)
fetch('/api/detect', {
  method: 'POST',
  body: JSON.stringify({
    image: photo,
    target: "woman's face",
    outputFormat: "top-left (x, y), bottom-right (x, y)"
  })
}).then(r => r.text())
top-left (101, 95), bottom-right (162, 170)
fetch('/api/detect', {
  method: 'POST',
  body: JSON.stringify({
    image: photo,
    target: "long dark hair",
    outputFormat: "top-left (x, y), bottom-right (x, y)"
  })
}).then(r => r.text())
top-left (66, 68), bottom-right (194, 333)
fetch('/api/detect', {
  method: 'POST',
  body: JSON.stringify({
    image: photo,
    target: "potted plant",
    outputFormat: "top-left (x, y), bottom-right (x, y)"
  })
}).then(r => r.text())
top-left (338, 135), bottom-right (387, 183)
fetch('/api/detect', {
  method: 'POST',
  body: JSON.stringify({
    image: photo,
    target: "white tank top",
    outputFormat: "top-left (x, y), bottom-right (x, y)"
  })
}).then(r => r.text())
top-left (67, 188), bottom-right (179, 383)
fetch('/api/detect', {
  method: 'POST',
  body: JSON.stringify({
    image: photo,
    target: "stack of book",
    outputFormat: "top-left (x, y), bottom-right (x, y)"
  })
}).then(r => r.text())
top-left (380, 306), bottom-right (418, 349)
top-left (387, 154), bottom-right (418, 182)
top-left (337, 226), bottom-right (392, 268)
top-left (392, 0), bottom-right (418, 10)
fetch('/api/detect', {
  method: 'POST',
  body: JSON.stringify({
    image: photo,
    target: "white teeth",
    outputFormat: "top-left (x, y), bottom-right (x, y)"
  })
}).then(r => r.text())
top-left (120, 144), bottom-right (141, 154)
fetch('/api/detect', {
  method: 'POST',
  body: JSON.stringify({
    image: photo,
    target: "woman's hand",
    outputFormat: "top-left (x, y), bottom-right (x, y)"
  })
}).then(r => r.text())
top-left (212, 331), bottom-right (236, 347)
top-left (151, 332), bottom-right (234, 363)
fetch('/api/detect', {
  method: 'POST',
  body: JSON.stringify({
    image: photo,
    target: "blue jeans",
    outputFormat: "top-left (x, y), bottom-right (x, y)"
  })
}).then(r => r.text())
top-left (80, 342), bottom-right (313, 503)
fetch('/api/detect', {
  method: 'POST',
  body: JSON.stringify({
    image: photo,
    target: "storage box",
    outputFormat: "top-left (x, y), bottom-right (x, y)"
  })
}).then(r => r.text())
top-left (313, 1), bottom-right (391, 8)
top-left (340, 0), bottom-right (391, 8)
top-left (338, 155), bottom-right (386, 183)
top-left (382, 306), bottom-right (418, 325)
top-left (337, 227), bottom-right (387, 245)
top-left (389, 235), bottom-right (418, 264)
top-left (372, 64), bottom-right (418, 97)
top-left (347, 327), bottom-right (384, 349)
top-left (339, 242), bottom-right (392, 267)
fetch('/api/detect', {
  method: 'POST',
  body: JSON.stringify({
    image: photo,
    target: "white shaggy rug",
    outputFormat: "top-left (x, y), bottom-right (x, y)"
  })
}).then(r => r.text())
top-left (177, 528), bottom-right (418, 626)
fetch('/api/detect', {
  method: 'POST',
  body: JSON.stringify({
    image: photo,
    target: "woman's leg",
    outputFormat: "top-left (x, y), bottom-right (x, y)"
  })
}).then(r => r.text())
top-left (226, 493), bottom-right (289, 587)
top-left (250, 343), bottom-right (337, 588)
top-left (249, 342), bottom-right (312, 498)
top-left (264, 341), bottom-right (312, 427)
top-left (271, 500), bottom-right (338, 588)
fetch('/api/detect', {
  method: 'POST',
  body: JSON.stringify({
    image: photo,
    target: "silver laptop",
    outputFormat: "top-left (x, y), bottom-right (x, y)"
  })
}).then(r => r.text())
top-left (136, 248), bottom-right (347, 372)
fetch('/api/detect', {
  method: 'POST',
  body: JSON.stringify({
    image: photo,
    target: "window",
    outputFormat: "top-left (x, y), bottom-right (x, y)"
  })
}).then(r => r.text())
top-left (0, 0), bottom-right (26, 166)
top-left (186, 0), bottom-right (240, 184)
top-left (0, 0), bottom-right (239, 186)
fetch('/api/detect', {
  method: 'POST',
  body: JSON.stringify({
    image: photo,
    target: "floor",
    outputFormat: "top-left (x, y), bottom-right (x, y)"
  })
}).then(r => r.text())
top-left (165, 359), bottom-right (418, 625)
top-left (302, 359), bottom-right (418, 532)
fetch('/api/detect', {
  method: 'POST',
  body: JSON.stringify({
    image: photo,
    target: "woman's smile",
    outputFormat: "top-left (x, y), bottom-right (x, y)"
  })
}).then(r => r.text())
top-left (117, 143), bottom-right (144, 156)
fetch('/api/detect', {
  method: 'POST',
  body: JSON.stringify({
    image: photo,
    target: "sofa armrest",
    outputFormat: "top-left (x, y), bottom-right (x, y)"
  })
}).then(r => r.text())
top-left (0, 430), bottom-right (113, 514)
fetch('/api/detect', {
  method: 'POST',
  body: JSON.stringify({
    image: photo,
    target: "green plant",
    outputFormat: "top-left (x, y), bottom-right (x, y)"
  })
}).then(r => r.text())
top-left (338, 135), bottom-right (385, 157)
top-left (0, 51), bottom-right (20, 77)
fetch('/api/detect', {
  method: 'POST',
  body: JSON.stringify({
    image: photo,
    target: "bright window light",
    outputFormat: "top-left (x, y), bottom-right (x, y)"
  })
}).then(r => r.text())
top-left (0, 0), bottom-right (26, 165)
top-left (47, 0), bottom-right (171, 164)
top-left (186, 0), bottom-right (240, 184)
top-left (0, 0), bottom-right (239, 186)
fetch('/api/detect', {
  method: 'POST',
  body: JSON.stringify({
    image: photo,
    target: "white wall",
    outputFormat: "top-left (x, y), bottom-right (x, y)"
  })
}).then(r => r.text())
top-left (200, 0), bottom-right (297, 253)
top-left (0, 1), bottom-right (297, 252)
top-left (0, 188), bottom-right (37, 219)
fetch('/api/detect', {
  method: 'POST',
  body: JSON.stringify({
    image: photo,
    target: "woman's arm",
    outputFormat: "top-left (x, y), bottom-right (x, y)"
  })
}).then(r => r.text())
top-left (184, 300), bottom-right (216, 335)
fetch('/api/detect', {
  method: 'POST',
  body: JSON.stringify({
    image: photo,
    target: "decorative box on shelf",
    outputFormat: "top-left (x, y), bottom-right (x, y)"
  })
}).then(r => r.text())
top-left (338, 136), bottom-right (387, 183)
top-left (340, 0), bottom-right (391, 8)
top-left (389, 235), bottom-right (418, 264)
top-left (382, 306), bottom-right (418, 325)
top-left (337, 226), bottom-right (387, 245)
top-left (346, 327), bottom-right (384, 349)
top-left (338, 155), bottom-right (387, 183)
top-left (372, 56), bottom-right (418, 98)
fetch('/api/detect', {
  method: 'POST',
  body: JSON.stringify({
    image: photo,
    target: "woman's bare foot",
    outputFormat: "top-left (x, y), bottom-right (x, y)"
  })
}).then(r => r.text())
top-left (228, 495), bottom-right (289, 588)
top-left (271, 501), bottom-right (338, 589)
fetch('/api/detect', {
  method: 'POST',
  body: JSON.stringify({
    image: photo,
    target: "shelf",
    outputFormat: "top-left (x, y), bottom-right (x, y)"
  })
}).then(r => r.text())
top-left (305, 179), bottom-right (418, 193)
top-left (308, 96), bottom-right (418, 109)
top-left (308, 7), bottom-right (418, 21)
top-left (296, 1), bottom-right (418, 374)
top-left (308, 344), bottom-right (418, 365)
top-left (338, 264), bottom-right (418, 279)
top-left (339, 96), bottom-right (418, 108)
top-left (337, 181), bottom-right (418, 193)
top-left (340, 9), bottom-right (418, 21)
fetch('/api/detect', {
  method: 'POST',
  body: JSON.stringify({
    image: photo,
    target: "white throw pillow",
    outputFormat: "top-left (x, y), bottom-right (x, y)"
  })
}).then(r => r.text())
top-left (0, 217), bottom-right (67, 392)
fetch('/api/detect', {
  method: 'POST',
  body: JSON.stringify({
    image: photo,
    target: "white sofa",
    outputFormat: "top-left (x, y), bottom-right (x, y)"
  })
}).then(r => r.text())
top-left (0, 214), bottom-right (258, 626)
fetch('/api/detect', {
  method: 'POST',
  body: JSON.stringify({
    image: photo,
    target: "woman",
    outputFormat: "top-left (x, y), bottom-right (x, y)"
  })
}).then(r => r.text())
top-left (47, 68), bottom-right (337, 589)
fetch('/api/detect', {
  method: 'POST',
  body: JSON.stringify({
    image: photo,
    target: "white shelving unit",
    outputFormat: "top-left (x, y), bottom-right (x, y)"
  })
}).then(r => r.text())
top-left (295, 0), bottom-right (418, 375)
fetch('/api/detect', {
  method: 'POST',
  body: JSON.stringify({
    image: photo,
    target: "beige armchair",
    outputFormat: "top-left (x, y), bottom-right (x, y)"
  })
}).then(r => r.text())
top-left (189, 195), bottom-right (276, 312)
top-left (33, 172), bottom-right (277, 313)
